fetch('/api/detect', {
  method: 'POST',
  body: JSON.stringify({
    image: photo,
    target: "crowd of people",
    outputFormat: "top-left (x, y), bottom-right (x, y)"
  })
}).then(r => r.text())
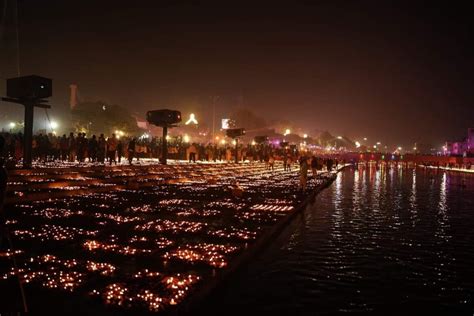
top-left (0, 132), bottom-right (341, 195)
top-left (0, 131), bottom-right (311, 165)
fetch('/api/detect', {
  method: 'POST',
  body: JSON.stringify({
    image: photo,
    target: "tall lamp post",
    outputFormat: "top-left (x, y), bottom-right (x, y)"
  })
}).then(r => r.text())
top-left (2, 75), bottom-right (52, 169)
top-left (211, 96), bottom-right (219, 143)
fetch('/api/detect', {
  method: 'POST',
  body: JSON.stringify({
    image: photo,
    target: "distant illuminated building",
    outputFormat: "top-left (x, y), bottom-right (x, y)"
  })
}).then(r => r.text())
top-left (445, 128), bottom-right (474, 156)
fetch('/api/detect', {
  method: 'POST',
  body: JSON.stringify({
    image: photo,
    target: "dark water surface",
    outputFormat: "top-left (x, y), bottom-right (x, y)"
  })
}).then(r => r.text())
top-left (205, 166), bottom-right (474, 315)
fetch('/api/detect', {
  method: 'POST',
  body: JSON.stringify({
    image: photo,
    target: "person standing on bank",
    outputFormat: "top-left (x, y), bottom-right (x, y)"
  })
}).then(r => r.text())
top-left (128, 138), bottom-right (136, 165)
top-left (311, 156), bottom-right (318, 178)
top-left (299, 155), bottom-right (309, 191)
top-left (188, 143), bottom-right (197, 163)
top-left (106, 134), bottom-right (118, 165)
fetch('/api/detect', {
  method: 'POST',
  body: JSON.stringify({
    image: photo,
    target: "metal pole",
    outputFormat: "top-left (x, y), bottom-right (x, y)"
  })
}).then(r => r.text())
top-left (234, 138), bottom-right (238, 163)
top-left (161, 125), bottom-right (168, 165)
top-left (212, 100), bottom-right (215, 143)
top-left (23, 103), bottom-right (34, 169)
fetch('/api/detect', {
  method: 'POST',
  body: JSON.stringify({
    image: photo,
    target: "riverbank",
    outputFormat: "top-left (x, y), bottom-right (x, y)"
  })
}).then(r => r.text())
top-left (419, 164), bottom-right (474, 174)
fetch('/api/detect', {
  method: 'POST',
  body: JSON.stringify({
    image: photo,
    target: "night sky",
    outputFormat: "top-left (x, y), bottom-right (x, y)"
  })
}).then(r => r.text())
top-left (1, 1), bottom-right (473, 148)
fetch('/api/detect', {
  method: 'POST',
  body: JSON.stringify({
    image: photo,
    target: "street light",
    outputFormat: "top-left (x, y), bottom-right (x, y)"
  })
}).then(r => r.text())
top-left (284, 128), bottom-right (291, 136)
top-left (50, 121), bottom-right (59, 130)
top-left (9, 122), bottom-right (16, 129)
top-left (303, 134), bottom-right (308, 139)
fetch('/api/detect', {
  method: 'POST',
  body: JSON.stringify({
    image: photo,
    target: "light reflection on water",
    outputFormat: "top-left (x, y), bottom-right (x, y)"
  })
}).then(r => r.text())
top-left (208, 166), bottom-right (474, 315)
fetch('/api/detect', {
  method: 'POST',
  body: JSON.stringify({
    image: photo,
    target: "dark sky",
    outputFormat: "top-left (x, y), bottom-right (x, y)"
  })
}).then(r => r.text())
top-left (1, 0), bottom-right (473, 148)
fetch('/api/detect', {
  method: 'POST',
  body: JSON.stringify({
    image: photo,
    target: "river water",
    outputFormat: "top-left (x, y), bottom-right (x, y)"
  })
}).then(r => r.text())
top-left (205, 165), bottom-right (474, 315)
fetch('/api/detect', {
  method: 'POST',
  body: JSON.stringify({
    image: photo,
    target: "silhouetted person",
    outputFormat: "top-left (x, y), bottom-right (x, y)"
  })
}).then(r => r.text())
top-left (107, 134), bottom-right (118, 165)
top-left (98, 134), bottom-right (106, 163)
top-left (117, 139), bottom-right (123, 163)
top-left (68, 132), bottom-right (76, 162)
top-left (128, 138), bottom-right (136, 164)
top-left (60, 134), bottom-right (68, 161)
top-left (188, 143), bottom-right (197, 163)
top-left (299, 156), bottom-right (309, 191)
top-left (311, 156), bottom-right (318, 177)
top-left (88, 135), bottom-right (98, 162)
top-left (327, 158), bottom-right (334, 172)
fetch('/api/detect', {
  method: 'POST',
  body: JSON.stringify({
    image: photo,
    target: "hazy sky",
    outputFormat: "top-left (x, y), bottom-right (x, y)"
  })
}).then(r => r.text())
top-left (1, 1), bottom-right (473, 148)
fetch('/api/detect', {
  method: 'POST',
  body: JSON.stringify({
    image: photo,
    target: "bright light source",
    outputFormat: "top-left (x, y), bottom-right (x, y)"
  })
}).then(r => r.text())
top-left (355, 141), bottom-right (361, 148)
top-left (397, 146), bottom-right (402, 151)
top-left (9, 122), bottom-right (16, 128)
top-left (220, 139), bottom-right (226, 145)
top-left (363, 137), bottom-right (367, 141)
top-left (303, 134), bottom-right (308, 139)
top-left (166, 135), bottom-right (171, 140)
top-left (373, 145), bottom-right (377, 149)
top-left (413, 147), bottom-right (417, 151)
top-left (284, 128), bottom-right (291, 136)
top-left (50, 121), bottom-right (59, 129)
top-left (215, 136), bottom-right (220, 140)
top-left (376, 141), bottom-right (381, 145)
top-left (140, 133), bottom-right (149, 140)
top-left (251, 140), bottom-right (256, 146)
top-left (183, 134), bottom-right (190, 143)
top-left (337, 136), bottom-right (342, 139)
top-left (232, 140), bottom-right (237, 145)
top-left (185, 113), bottom-right (198, 125)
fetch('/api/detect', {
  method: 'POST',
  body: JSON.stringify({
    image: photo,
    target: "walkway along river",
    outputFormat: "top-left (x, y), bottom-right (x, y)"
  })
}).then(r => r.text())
top-left (202, 164), bottom-right (474, 315)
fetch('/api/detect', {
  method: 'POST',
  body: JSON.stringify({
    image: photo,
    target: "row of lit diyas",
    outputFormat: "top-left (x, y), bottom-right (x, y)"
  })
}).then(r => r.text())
top-left (175, 208), bottom-right (221, 217)
top-left (93, 212), bottom-right (142, 223)
top-left (129, 235), bottom-right (174, 248)
top-left (29, 207), bottom-right (85, 219)
top-left (134, 219), bottom-right (207, 234)
top-left (83, 240), bottom-right (152, 255)
top-left (163, 243), bottom-right (240, 268)
top-left (90, 273), bottom-right (200, 311)
top-left (13, 224), bottom-right (98, 241)
top-left (1, 254), bottom-right (114, 290)
top-left (2, 253), bottom-right (198, 307)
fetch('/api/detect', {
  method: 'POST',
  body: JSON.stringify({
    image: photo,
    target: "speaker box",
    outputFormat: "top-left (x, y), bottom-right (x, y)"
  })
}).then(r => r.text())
top-left (7, 75), bottom-right (52, 100)
top-left (254, 136), bottom-right (268, 144)
top-left (226, 128), bottom-right (246, 138)
top-left (147, 109), bottom-right (182, 126)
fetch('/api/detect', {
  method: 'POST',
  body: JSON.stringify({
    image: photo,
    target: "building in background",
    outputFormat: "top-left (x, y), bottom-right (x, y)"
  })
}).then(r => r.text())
top-left (445, 128), bottom-right (474, 156)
